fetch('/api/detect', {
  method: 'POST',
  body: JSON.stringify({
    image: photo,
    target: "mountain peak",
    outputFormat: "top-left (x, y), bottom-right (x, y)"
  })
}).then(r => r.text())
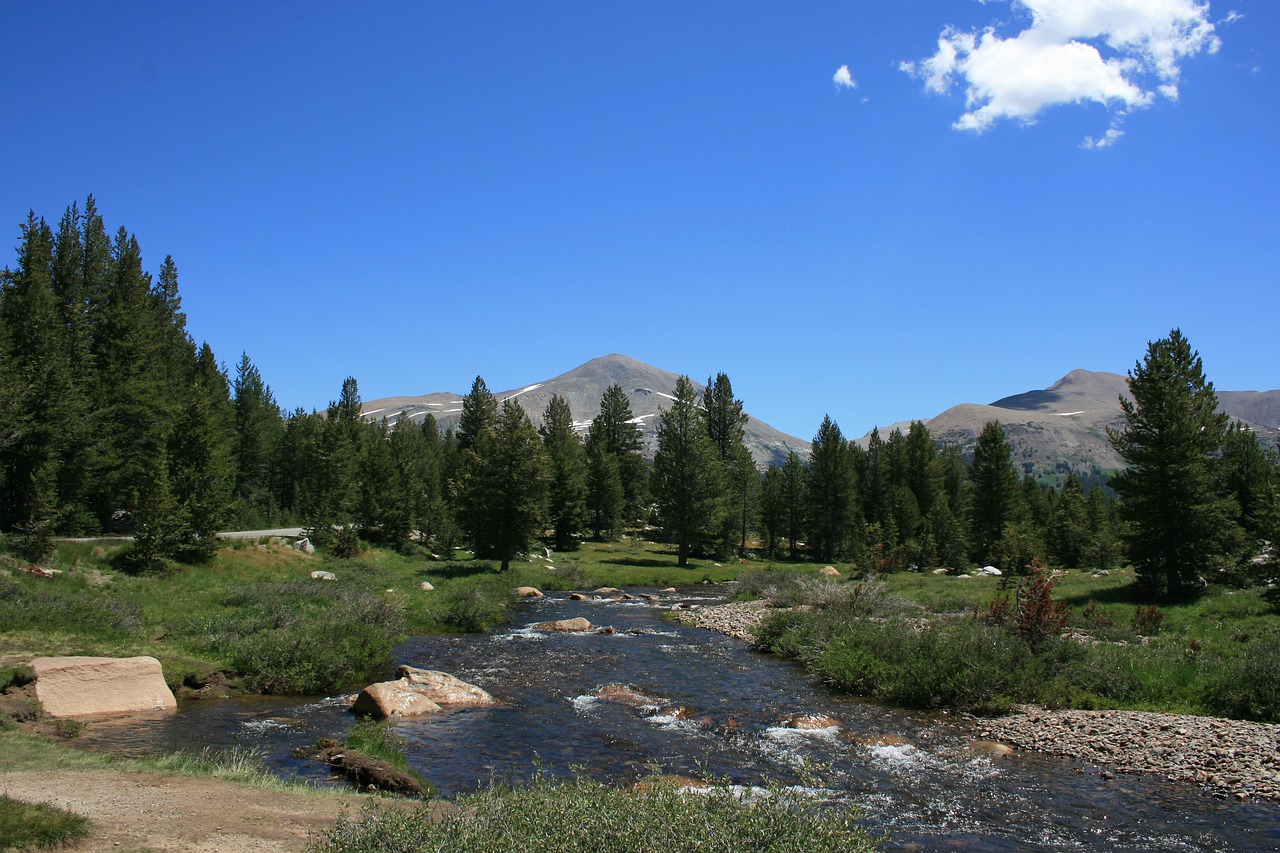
top-left (362, 354), bottom-right (808, 466)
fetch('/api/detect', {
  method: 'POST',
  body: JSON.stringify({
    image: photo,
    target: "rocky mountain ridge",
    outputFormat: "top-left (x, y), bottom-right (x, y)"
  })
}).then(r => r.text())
top-left (360, 354), bottom-right (810, 467)
top-left (362, 357), bottom-right (1278, 482)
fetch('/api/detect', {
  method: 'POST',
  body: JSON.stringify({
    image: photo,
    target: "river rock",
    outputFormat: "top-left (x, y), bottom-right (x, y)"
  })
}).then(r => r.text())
top-left (567, 593), bottom-right (593, 601)
top-left (594, 587), bottom-right (623, 595)
top-left (595, 684), bottom-right (656, 707)
top-left (350, 681), bottom-right (443, 718)
top-left (395, 666), bottom-right (496, 706)
top-left (310, 570), bottom-right (336, 581)
top-left (659, 588), bottom-right (677, 594)
top-left (778, 712), bottom-right (839, 730)
top-left (969, 740), bottom-right (1016, 757)
top-left (30, 656), bottom-right (177, 718)
top-left (513, 586), bottom-right (543, 598)
top-left (535, 617), bottom-right (593, 632)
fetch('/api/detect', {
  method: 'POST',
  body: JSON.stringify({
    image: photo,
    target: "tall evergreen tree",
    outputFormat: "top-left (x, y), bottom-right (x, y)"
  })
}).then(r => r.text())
top-left (759, 450), bottom-right (807, 560)
top-left (703, 372), bottom-right (754, 555)
top-left (457, 376), bottom-right (498, 452)
top-left (585, 432), bottom-right (625, 540)
top-left (651, 376), bottom-right (721, 567)
top-left (1108, 329), bottom-right (1240, 597)
top-left (458, 399), bottom-right (549, 570)
top-left (1048, 472), bottom-right (1089, 569)
top-left (0, 214), bottom-right (71, 557)
top-left (540, 395), bottom-right (588, 551)
top-left (232, 353), bottom-right (283, 526)
top-left (968, 421), bottom-right (1020, 567)
top-left (593, 384), bottom-right (647, 519)
top-left (805, 415), bottom-right (858, 563)
top-left (1220, 423), bottom-right (1280, 546)
top-left (166, 363), bottom-right (236, 561)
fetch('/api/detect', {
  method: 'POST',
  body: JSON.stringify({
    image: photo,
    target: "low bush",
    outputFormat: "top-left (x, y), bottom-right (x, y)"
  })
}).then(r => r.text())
top-left (309, 772), bottom-right (877, 853)
top-left (757, 610), bottom-right (1046, 715)
top-left (170, 581), bottom-right (406, 694)
top-left (423, 575), bottom-right (512, 633)
top-left (1201, 631), bottom-right (1280, 722)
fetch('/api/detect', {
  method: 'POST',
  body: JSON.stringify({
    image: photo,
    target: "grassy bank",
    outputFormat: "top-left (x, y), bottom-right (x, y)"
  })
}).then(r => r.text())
top-left (745, 567), bottom-right (1280, 721)
top-left (0, 535), bottom-right (739, 696)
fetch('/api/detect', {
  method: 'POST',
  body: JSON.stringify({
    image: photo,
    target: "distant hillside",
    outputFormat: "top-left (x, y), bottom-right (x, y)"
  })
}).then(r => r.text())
top-left (861, 369), bottom-right (1280, 486)
top-left (360, 354), bottom-right (810, 467)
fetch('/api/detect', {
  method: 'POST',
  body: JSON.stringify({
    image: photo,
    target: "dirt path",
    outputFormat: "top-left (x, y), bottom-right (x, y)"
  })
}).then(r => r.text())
top-left (0, 770), bottom-right (382, 852)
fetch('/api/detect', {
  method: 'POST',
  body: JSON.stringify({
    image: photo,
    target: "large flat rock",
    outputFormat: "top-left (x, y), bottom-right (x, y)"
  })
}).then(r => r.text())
top-left (31, 656), bottom-right (177, 718)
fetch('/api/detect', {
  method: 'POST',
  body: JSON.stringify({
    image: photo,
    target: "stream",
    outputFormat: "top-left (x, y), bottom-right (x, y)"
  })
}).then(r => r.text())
top-left (75, 587), bottom-right (1280, 851)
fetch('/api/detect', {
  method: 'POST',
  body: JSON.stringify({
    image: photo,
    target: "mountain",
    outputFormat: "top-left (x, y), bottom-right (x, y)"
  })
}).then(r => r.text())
top-left (862, 369), bottom-right (1280, 487)
top-left (360, 354), bottom-right (811, 467)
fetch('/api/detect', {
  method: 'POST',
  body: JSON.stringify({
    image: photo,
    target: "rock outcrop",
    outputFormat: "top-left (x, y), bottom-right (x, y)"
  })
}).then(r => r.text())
top-left (30, 656), bottom-right (177, 718)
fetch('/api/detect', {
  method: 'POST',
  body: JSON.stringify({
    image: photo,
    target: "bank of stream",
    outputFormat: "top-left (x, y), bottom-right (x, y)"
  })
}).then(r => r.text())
top-left (72, 587), bottom-right (1280, 852)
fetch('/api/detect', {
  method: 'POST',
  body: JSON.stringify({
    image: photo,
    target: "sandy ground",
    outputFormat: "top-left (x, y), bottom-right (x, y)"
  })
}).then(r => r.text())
top-left (0, 769), bottom-right (383, 852)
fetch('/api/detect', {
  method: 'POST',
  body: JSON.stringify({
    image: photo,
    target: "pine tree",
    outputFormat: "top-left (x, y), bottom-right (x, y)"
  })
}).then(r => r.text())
top-left (585, 432), bottom-right (625, 541)
top-left (457, 376), bottom-right (498, 452)
top-left (1108, 329), bottom-right (1240, 597)
top-left (167, 367), bottom-right (235, 561)
top-left (592, 384), bottom-right (647, 520)
top-left (458, 399), bottom-right (549, 570)
top-left (540, 395), bottom-right (588, 551)
top-left (0, 219), bottom-right (64, 559)
top-left (232, 353), bottom-right (283, 526)
top-left (703, 372), bottom-right (755, 555)
top-left (651, 376), bottom-right (721, 566)
top-left (1048, 473), bottom-right (1089, 569)
top-left (969, 421), bottom-right (1020, 567)
top-left (805, 416), bottom-right (857, 563)
top-left (1220, 423), bottom-right (1280, 547)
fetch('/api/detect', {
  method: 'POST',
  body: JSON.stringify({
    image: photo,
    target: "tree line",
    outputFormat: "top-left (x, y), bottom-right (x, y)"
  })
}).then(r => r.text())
top-left (2, 203), bottom-right (1276, 597)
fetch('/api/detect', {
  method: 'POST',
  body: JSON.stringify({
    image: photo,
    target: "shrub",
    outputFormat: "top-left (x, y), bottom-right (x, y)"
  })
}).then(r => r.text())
top-left (1014, 570), bottom-right (1070, 648)
top-left (175, 582), bottom-right (406, 694)
top-left (1131, 604), bottom-right (1164, 636)
top-left (425, 575), bottom-right (511, 633)
top-left (1202, 631), bottom-right (1280, 722)
top-left (309, 772), bottom-right (877, 853)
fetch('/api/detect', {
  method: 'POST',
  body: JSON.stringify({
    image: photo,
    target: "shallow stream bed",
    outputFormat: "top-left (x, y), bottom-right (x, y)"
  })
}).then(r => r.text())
top-left (75, 588), bottom-right (1280, 852)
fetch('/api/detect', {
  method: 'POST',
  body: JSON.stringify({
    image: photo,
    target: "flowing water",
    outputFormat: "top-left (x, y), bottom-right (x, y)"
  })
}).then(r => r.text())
top-left (76, 588), bottom-right (1280, 852)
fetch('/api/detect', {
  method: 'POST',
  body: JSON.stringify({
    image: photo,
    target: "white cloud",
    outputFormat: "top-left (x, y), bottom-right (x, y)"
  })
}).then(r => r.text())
top-left (903, 0), bottom-right (1220, 142)
top-left (1082, 127), bottom-right (1125, 149)
top-left (833, 65), bottom-right (857, 89)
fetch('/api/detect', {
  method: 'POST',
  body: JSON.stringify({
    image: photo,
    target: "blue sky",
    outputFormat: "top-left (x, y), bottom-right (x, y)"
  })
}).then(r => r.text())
top-left (2, 1), bottom-right (1276, 442)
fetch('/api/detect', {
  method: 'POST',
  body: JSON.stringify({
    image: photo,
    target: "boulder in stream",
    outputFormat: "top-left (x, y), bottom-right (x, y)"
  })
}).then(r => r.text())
top-left (534, 617), bottom-right (593, 632)
top-left (352, 667), bottom-right (496, 718)
top-left (30, 656), bottom-right (176, 718)
top-left (395, 666), bottom-right (496, 707)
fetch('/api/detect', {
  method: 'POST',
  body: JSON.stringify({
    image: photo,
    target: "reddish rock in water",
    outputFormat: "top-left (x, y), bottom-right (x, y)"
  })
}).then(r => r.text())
top-left (534, 617), bottom-right (593, 632)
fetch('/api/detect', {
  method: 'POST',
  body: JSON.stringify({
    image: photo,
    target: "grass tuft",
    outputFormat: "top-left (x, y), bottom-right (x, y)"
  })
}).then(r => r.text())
top-left (0, 795), bottom-right (91, 851)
